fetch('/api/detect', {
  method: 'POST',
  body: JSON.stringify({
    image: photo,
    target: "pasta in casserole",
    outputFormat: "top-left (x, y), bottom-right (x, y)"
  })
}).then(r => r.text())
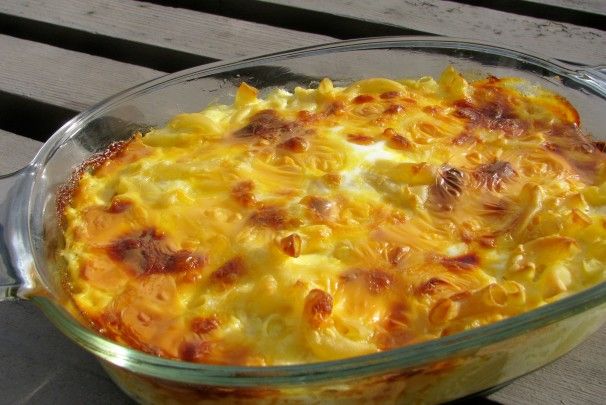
top-left (59, 67), bottom-right (606, 365)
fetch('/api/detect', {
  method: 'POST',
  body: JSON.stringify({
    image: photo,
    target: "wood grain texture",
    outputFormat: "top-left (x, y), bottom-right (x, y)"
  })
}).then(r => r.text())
top-left (0, 0), bottom-right (331, 61)
top-left (0, 129), bottom-right (42, 173)
top-left (266, 0), bottom-right (606, 65)
top-left (0, 34), bottom-right (161, 112)
top-left (490, 324), bottom-right (606, 404)
top-left (528, 0), bottom-right (606, 15)
top-left (449, 0), bottom-right (605, 31)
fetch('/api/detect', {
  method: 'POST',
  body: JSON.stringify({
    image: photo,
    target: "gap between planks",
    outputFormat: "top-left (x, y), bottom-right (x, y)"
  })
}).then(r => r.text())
top-left (523, 0), bottom-right (606, 16)
top-left (257, 0), bottom-right (606, 65)
top-left (0, 34), bottom-right (161, 140)
top-left (0, 0), bottom-right (332, 70)
top-left (449, 0), bottom-right (605, 30)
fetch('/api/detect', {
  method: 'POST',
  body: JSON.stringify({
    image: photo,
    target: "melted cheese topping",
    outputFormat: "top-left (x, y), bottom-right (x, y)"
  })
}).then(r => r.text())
top-left (61, 67), bottom-right (606, 365)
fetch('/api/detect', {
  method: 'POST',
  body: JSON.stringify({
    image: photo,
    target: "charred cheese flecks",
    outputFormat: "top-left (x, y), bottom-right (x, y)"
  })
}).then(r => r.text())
top-left (60, 67), bottom-right (606, 365)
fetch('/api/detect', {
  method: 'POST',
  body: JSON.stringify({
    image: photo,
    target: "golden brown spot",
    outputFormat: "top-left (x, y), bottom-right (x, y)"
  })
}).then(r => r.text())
top-left (303, 289), bottom-right (333, 328)
top-left (441, 253), bottom-right (480, 271)
top-left (384, 104), bottom-right (404, 115)
top-left (382, 128), bottom-right (397, 138)
top-left (301, 195), bottom-right (336, 220)
top-left (322, 173), bottom-right (341, 188)
top-left (353, 94), bottom-right (374, 104)
top-left (479, 235), bottom-right (497, 248)
top-left (543, 142), bottom-right (560, 153)
top-left (233, 109), bottom-right (299, 141)
top-left (279, 136), bottom-right (309, 153)
top-left (452, 132), bottom-right (477, 145)
top-left (167, 251), bottom-right (208, 273)
top-left (91, 310), bottom-right (134, 349)
top-left (543, 123), bottom-right (606, 183)
top-left (496, 118), bottom-right (527, 137)
top-left (419, 122), bottom-right (442, 137)
top-left (387, 132), bottom-right (412, 150)
top-left (107, 198), bottom-right (132, 214)
top-left (376, 303), bottom-right (412, 350)
top-left (380, 91), bottom-right (400, 99)
top-left (347, 134), bottom-right (376, 145)
top-left (106, 229), bottom-right (207, 276)
top-left (211, 257), bottom-right (245, 286)
top-left (553, 95), bottom-right (581, 125)
top-left (57, 138), bottom-right (133, 227)
top-left (366, 270), bottom-right (394, 294)
top-left (297, 110), bottom-right (317, 123)
top-left (191, 316), bottom-right (220, 335)
top-left (417, 278), bottom-right (451, 295)
top-left (250, 206), bottom-right (289, 229)
top-left (428, 165), bottom-right (465, 211)
top-left (388, 246), bottom-right (410, 267)
top-left (482, 199), bottom-right (509, 217)
top-left (280, 233), bottom-right (302, 258)
top-left (472, 161), bottom-right (517, 191)
top-left (341, 269), bottom-right (394, 294)
top-left (453, 90), bottom-right (528, 137)
top-left (422, 106), bottom-right (440, 115)
top-left (179, 340), bottom-right (212, 362)
top-left (429, 299), bottom-right (459, 325)
top-left (324, 100), bottom-right (345, 116)
top-left (385, 303), bottom-right (408, 331)
top-left (382, 128), bottom-right (413, 150)
top-left (231, 181), bottom-right (256, 208)
top-left (389, 210), bottom-right (408, 224)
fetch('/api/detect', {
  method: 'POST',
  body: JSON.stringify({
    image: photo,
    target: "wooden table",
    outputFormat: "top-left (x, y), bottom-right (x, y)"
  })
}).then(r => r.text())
top-left (0, 1), bottom-right (604, 403)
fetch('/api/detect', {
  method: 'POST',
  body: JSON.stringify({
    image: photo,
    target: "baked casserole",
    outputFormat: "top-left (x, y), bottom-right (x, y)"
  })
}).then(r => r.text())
top-left (58, 67), bottom-right (606, 366)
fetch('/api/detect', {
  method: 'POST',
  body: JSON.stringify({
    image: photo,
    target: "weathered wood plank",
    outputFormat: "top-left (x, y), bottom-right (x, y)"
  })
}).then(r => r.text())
top-left (0, 0), bottom-right (331, 62)
top-left (141, 0), bottom-right (420, 39)
top-left (265, 0), bottom-right (606, 65)
top-left (0, 34), bottom-right (161, 112)
top-left (528, 0), bottom-right (606, 16)
top-left (0, 301), bottom-right (132, 404)
top-left (449, 0), bottom-right (605, 31)
top-left (0, 130), bottom-right (42, 173)
top-left (489, 324), bottom-right (606, 404)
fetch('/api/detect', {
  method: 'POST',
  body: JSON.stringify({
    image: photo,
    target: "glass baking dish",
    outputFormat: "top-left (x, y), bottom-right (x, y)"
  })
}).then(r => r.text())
top-left (1, 37), bottom-right (605, 404)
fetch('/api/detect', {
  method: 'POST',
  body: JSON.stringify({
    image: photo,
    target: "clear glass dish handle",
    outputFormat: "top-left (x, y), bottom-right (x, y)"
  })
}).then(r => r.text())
top-left (575, 65), bottom-right (606, 93)
top-left (0, 167), bottom-right (35, 300)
